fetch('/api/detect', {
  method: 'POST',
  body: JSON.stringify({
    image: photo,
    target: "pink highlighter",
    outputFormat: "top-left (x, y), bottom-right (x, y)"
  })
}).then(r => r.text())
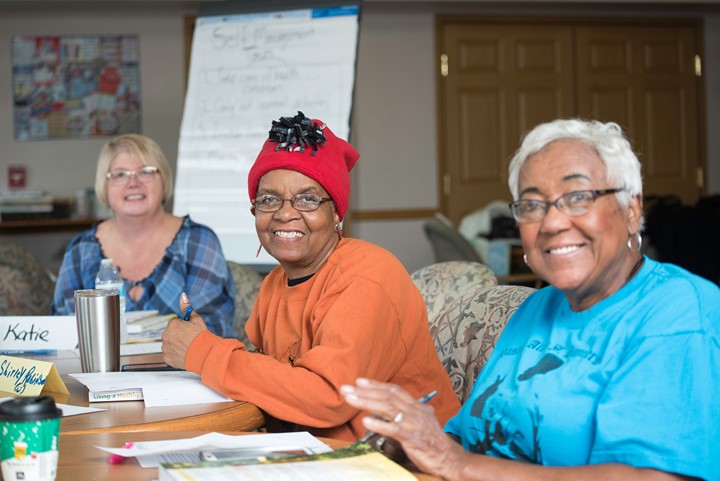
top-left (107, 442), bottom-right (134, 464)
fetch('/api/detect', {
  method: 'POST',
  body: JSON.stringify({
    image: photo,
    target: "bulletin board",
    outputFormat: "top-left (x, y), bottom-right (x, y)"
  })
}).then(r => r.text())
top-left (11, 35), bottom-right (141, 141)
top-left (173, 1), bottom-right (360, 267)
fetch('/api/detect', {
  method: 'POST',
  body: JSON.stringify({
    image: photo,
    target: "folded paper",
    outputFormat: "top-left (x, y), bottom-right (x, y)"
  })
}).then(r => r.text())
top-left (0, 355), bottom-right (69, 396)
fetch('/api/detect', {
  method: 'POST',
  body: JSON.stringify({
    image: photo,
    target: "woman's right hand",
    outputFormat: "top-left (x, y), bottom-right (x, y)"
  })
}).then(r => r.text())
top-left (161, 292), bottom-right (207, 369)
top-left (341, 378), bottom-right (468, 479)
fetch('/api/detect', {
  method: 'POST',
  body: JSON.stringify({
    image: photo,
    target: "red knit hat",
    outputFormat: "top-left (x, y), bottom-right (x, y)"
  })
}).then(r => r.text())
top-left (248, 112), bottom-right (359, 221)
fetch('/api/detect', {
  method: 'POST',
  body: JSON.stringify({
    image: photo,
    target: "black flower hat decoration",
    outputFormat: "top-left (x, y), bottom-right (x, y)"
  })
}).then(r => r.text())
top-left (268, 111), bottom-right (327, 156)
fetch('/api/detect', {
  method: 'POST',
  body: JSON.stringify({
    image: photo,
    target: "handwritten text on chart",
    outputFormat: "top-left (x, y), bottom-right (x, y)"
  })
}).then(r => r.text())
top-left (175, 8), bottom-right (358, 266)
top-left (209, 25), bottom-right (316, 52)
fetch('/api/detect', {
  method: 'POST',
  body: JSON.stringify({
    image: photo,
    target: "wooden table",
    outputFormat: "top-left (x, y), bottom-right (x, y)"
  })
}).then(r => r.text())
top-left (2, 351), bottom-right (265, 435)
top-left (52, 431), bottom-right (439, 481)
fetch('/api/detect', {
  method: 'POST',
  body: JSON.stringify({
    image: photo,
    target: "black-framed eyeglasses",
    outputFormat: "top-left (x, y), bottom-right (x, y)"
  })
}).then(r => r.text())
top-left (106, 166), bottom-right (160, 186)
top-left (252, 194), bottom-right (332, 212)
top-left (509, 188), bottom-right (624, 224)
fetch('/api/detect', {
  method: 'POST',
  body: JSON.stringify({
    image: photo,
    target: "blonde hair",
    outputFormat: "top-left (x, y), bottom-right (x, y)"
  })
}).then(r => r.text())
top-left (94, 134), bottom-right (173, 208)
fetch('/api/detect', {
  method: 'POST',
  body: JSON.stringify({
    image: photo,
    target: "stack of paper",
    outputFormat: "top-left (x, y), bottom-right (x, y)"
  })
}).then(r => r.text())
top-left (125, 310), bottom-right (173, 342)
top-left (96, 432), bottom-right (414, 480)
top-left (0, 191), bottom-right (54, 221)
top-left (69, 371), bottom-right (232, 405)
top-left (97, 432), bottom-right (332, 468)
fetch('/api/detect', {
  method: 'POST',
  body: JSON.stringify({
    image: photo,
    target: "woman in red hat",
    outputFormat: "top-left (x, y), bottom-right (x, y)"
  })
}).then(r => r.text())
top-left (162, 112), bottom-right (459, 441)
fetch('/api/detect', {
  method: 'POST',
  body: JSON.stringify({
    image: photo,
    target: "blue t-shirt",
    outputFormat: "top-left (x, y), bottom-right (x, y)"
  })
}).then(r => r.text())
top-left (51, 216), bottom-right (236, 338)
top-left (445, 257), bottom-right (720, 481)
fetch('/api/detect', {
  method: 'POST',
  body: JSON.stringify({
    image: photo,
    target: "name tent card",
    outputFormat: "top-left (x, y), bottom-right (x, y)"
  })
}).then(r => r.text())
top-left (0, 355), bottom-right (68, 396)
top-left (0, 316), bottom-right (77, 353)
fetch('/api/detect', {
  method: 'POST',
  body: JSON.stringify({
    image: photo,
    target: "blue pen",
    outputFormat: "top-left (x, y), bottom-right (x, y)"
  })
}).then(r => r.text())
top-left (0, 350), bottom-right (57, 356)
top-left (182, 305), bottom-right (193, 321)
top-left (417, 390), bottom-right (438, 404)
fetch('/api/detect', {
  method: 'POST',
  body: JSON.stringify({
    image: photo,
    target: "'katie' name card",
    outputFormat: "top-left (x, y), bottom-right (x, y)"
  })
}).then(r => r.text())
top-left (0, 316), bottom-right (77, 353)
top-left (0, 355), bottom-right (68, 396)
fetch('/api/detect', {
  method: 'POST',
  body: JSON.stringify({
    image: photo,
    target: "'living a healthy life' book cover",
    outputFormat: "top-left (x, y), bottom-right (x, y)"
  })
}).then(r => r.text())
top-left (158, 442), bottom-right (416, 481)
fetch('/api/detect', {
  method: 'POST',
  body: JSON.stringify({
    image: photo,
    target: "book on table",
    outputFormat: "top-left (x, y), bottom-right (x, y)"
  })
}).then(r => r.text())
top-left (158, 441), bottom-right (417, 481)
top-left (125, 310), bottom-right (173, 342)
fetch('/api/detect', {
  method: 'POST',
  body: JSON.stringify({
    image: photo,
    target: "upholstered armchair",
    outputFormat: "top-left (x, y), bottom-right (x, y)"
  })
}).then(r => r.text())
top-left (0, 241), bottom-right (55, 316)
top-left (411, 261), bottom-right (498, 322)
top-left (227, 261), bottom-right (263, 346)
top-left (430, 284), bottom-right (536, 403)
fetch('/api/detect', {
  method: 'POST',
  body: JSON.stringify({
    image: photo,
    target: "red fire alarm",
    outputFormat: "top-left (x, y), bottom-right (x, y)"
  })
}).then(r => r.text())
top-left (8, 165), bottom-right (26, 189)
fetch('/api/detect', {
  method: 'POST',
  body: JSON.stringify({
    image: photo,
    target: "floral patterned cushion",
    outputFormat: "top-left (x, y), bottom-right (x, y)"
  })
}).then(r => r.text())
top-left (0, 241), bottom-right (55, 316)
top-left (411, 261), bottom-right (497, 322)
top-left (430, 284), bottom-right (535, 403)
top-left (227, 261), bottom-right (263, 346)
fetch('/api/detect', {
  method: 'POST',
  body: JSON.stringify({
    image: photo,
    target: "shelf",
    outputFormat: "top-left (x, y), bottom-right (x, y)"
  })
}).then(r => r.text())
top-left (0, 217), bottom-right (102, 234)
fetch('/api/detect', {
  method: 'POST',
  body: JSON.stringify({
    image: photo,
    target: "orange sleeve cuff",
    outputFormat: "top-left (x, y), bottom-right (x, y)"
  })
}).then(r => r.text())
top-left (185, 329), bottom-right (220, 374)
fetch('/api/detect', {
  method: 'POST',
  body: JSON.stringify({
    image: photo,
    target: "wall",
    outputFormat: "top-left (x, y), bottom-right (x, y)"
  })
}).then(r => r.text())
top-left (0, 5), bottom-right (190, 271)
top-left (1, 1), bottom-right (719, 275)
top-left (0, 5), bottom-right (188, 198)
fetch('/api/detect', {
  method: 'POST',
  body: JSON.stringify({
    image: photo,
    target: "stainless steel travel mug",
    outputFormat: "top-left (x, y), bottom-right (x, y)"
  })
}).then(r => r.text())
top-left (74, 289), bottom-right (120, 373)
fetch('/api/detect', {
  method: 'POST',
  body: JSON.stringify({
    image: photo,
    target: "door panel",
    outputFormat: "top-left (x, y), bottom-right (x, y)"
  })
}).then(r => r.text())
top-left (576, 26), bottom-right (700, 203)
top-left (438, 18), bottom-right (704, 225)
top-left (438, 24), bottom-right (574, 224)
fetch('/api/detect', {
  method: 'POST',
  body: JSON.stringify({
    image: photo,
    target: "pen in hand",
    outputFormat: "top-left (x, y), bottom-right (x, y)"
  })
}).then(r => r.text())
top-left (360, 390), bottom-right (438, 444)
top-left (417, 390), bottom-right (438, 404)
top-left (182, 305), bottom-right (193, 321)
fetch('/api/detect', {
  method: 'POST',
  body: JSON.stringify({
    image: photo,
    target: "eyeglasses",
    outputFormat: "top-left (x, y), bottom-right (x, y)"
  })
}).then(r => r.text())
top-left (509, 188), bottom-right (624, 224)
top-left (106, 166), bottom-right (160, 185)
top-left (252, 194), bottom-right (332, 212)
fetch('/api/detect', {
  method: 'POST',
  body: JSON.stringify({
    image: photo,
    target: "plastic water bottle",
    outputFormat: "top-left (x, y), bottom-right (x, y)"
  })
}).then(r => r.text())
top-left (95, 258), bottom-right (127, 342)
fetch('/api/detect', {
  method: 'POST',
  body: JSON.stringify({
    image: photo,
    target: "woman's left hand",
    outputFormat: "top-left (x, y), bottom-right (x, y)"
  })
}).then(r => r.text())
top-left (341, 378), bottom-right (467, 479)
top-left (161, 292), bottom-right (207, 369)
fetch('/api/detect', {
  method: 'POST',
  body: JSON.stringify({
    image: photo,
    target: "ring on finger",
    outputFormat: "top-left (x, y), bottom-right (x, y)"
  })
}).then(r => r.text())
top-left (393, 411), bottom-right (404, 423)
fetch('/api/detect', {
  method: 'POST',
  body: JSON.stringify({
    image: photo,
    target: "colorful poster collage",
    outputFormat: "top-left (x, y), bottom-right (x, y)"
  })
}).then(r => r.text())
top-left (12, 35), bottom-right (141, 140)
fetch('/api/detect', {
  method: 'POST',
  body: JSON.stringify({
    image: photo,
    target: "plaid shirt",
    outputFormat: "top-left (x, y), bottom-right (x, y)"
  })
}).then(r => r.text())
top-left (51, 216), bottom-right (236, 337)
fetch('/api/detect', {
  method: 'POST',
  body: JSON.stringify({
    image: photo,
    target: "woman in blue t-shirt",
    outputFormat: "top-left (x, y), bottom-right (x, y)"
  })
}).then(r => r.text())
top-left (342, 119), bottom-right (720, 481)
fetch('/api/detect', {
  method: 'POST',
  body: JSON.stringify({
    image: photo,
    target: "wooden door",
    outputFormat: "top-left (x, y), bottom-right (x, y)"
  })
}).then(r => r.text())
top-left (576, 25), bottom-right (703, 204)
top-left (437, 18), bottom-right (705, 224)
top-left (437, 23), bottom-right (574, 224)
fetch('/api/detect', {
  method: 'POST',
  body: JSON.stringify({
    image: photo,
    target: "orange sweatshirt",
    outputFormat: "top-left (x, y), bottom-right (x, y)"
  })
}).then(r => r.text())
top-left (185, 238), bottom-right (460, 441)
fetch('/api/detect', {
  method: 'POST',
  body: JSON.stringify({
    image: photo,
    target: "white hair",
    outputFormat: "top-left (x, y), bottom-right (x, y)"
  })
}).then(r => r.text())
top-left (507, 119), bottom-right (643, 210)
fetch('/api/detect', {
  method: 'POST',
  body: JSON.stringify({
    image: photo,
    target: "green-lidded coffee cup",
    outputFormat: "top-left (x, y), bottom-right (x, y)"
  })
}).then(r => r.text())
top-left (0, 396), bottom-right (62, 481)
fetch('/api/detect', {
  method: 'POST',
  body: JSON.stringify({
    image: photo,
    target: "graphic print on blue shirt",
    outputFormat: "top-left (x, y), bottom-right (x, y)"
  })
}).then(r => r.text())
top-left (469, 352), bottom-right (564, 462)
top-left (445, 259), bottom-right (720, 480)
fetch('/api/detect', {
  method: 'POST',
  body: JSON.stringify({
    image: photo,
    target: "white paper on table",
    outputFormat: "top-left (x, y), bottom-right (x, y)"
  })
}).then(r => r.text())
top-left (141, 379), bottom-right (232, 407)
top-left (55, 402), bottom-right (106, 416)
top-left (0, 397), bottom-right (105, 417)
top-left (68, 371), bottom-right (231, 407)
top-left (95, 432), bottom-right (332, 468)
top-left (69, 371), bottom-right (200, 392)
top-left (120, 341), bottom-right (162, 355)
